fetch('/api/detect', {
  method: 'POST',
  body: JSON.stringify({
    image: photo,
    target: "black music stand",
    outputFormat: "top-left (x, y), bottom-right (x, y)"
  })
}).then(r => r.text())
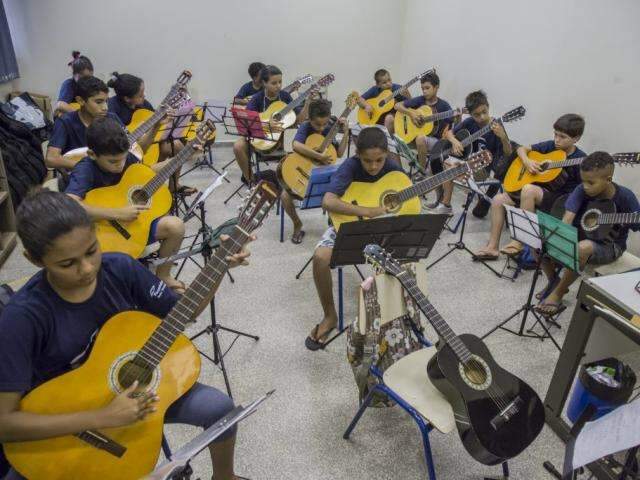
top-left (221, 109), bottom-right (275, 205)
top-left (321, 214), bottom-right (448, 348)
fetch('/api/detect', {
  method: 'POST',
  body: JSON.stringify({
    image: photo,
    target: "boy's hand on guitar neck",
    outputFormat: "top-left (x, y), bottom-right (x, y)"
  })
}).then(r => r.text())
top-left (490, 120), bottom-right (508, 141)
top-left (220, 233), bottom-right (256, 268)
top-left (98, 381), bottom-right (159, 429)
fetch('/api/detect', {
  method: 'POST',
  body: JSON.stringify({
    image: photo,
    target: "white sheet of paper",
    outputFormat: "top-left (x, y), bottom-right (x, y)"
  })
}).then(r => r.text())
top-left (566, 398), bottom-right (640, 473)
top-left (504, 205), bottom-right (541, 249)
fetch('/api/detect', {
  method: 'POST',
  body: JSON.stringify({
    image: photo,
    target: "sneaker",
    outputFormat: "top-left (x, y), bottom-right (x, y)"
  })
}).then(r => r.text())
top-left (426, 202), bottom-right (453, 215)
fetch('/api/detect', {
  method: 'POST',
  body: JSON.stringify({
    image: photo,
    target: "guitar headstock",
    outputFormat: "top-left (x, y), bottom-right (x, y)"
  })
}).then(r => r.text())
top-left (501, 106), bottom-right (526, 123)
top-left (190, 119), bottom-right (216, 146)
top-left (287, 74), bottom-right (314, 93)
top-left (363, 244), bottom-right (403, 278)
top-left (416, 68), bottom-right (436, 81)
top-left (163, 70), bottom-right (193, 108)
top-left (237, 181), bottom-right (279, 233)
top-left (456, 150), bottom-right (493, 183)
top-left (175, 70), bottom-right (192, 87)
top-left (613, 152), bottom-right (640, 166)
top-left (346, 91), bottom-right (359, 109)
top-left (305, 74), bottom-right (336, 98)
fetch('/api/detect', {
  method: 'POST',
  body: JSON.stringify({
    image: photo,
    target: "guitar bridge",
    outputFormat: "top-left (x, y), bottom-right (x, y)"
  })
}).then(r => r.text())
top-left (490, 396), bottom-right (523, 431)
top-left (75, 429), bottom-right (126, 457)
top-left (109, 220), bottom-right (132, 240)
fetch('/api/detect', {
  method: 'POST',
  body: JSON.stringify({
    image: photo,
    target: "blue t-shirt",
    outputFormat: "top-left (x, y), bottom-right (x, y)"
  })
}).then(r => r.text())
top-left (531, 140), bottom-right (586, 194)
top-left (361, 83), bottom-right (406, 103)
top-left (402, 96), bottom-right (453, 138)
top-left (57, 78), bottom-right (77, 103)
top-left (0, 253), bottom-right (178, 393)
top-left (293, 120), bottom-right (339, 148)
top-left (49, 111), bottom-right (124, 154)
top-left (65, 152), bottom-right (140, 198)
top-left (246, 90), bottom-right (299, 114)
top-left (108, 96), bottom-right (155, 126)
top-left (565, 183), bottom-right (640, 249)
top-left (236, 81), bottom-right (261, 99)
top-left (327, 156), bottom-right (403, 196)
top-left (454, 117), bottom-right (505, 162)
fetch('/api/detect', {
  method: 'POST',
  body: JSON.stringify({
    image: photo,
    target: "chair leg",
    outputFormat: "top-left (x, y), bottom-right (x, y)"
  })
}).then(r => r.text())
top-left (161, 434), bottom-right (172, 459)
top-left (417, 417), bottom-right (438, 480)
top-left (343, 385), bottom-right (381, 439)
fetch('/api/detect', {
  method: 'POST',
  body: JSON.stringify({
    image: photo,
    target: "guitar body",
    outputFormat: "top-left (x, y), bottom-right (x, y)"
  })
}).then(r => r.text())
top-left (579, 199), bottom-right (617, 241)
top-left (4, 311), bottom-right (200, 480)
top-left (84, 163), bottom-right (172, 258)
top-left (277, 133), bottom-right (337, 199)
top-left (427, 333), bottom-right (545, 465)
top-left (394, 105), bottom-right (435, 143)
top-left (127, 109), bottom-right (162, 167)
top-left (357, 91), bottom-right (395, 125)
top-left (329, 171), bottom-right (420, 230)
top-left (63, 144), bottom-right (144, 168)
top-left (250, 101), bottom-right (297, 152)
top-left (503, 150), bottom-right (567, 193)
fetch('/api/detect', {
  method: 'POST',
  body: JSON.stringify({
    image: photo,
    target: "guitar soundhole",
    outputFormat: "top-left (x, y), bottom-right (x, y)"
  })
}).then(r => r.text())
top-left (581, 209), bottom-right (600, 232)
top-left (117, 360), bottom-right (154, 391)
top-left (463, 362), bottom-right (487, 385)
top-left (458, 355), bottom-right (492, 391)
top-left (272, 112), bottom-right (282, 122)
top-left (131, 189), bottom-right (149, 206)
top-left (381, 191), bottom-right (400, 213)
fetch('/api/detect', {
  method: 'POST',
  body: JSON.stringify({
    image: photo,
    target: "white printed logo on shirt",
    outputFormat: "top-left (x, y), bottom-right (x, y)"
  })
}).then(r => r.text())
top-left (149, 280), bottom-right (167, 299)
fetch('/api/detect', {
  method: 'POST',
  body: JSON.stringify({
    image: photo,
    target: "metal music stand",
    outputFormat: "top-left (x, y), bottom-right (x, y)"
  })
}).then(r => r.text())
top-left (321, 214), bottom-right (448, 348)
top-left (181, 101), bottom-right (230, 178)
top-left (145, 390), bottom-right (274, 480)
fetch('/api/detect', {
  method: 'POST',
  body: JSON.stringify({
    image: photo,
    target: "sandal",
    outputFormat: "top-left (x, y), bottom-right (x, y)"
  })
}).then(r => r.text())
top-left (305, 323), bottom-right (336, 351)
top-left (291, 230), bottom-right (306, 244)
top-left (535, 300), bottom-right (567, 318)
top-left (500, 241), bottom-right (524, 257)
top-left (177, 185), bottom-right (198, 196)
top-left (535, 276), bottom-right (560, 301)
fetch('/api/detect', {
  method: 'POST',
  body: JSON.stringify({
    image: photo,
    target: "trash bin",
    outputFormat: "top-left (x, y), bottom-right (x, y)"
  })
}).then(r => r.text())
top-left (567, 357), bottom-right (636, 423)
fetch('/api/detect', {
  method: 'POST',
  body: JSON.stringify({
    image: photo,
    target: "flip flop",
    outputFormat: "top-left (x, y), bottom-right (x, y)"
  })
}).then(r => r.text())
top-left (500, 242), bottom-right (524, 257)
top-left (177, 185), bottom-right (198, 196)
top-left (291, 230), bottom-right (306, 244)
top-left (305, 324), bottom-right (336, 351)
top-left (535, 300), bottom-right (567, 318)
top-left (472, 251), bottom-right (500, 262)
top-left (535, 276), bottom-right (560, 301)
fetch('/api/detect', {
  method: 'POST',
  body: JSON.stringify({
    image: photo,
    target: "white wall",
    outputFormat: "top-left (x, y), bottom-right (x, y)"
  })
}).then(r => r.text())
top-left (1, 0), bottom-right (29, 98)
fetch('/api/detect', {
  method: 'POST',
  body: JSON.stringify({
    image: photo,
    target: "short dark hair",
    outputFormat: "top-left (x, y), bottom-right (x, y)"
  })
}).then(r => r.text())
top-left (248, 62), bottom-right (265, 78)
top-left (581, 151), bottom-right (613, 172)
top-left (76, 76), bottom-right (108, 100)
top-left (87, 116), bottom-right (130, 156)
top-left (421, 71), bottom-right (440, 87)
top-left (374, 69), bottom-right (390, 83)
top-left (69, 50), bottom-right (93, 75)
top-left (308, 99), bottom-right (332, 119)
top-left (357, 127), bottom-right (388, 152)
top-left (107, 72), bottom-right (143, 99)
top-left (17, 188), bottom-right (93, 262)
top-left (465, 90), bottom-right (489, 113)
top-left (554, 113), bottom-right (585, 138)
top-left (260, 65), bottom-right (282, 83)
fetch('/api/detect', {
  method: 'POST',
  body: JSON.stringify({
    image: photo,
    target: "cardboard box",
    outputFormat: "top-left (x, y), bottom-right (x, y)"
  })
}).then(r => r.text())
top-left (9, 91), bottom-right (53, 122)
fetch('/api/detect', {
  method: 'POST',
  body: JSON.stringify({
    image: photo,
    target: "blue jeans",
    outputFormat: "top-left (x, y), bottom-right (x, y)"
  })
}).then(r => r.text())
top-left (3, 382), bottom-right (235, 479)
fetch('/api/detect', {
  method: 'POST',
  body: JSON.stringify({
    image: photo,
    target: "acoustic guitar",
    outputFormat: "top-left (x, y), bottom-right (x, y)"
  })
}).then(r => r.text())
top-left (503, 152), bottom-right (640, 193)
top-left (84, 120), bottom-right (215, 259)
top-left (3, 181), bottom-right (278, 480)
top-left (364, 244), bottom-right (545, 465)
top-left (277, 92), bottom-right (358, 199)
top-left (63, 71), bottom-right (192, 167)
top-left (357, 68), bottom-right (434, 126)
top-left (329, 150), bottom-right (492, 230)
top-left (429, 106), bottom-right (526, 164)
top-left (250, 74), bottom-right (335, 152)
top-left (394, 106), bottom-right (466, 144)
top-left (578, 199), bottom-right (640, 241)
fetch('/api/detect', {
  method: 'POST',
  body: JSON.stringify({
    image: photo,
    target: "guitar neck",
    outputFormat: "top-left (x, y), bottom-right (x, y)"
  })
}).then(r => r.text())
top-left (386, 74), bottom-right (422, 103)
top-left (598, 211), bottom-right (640, 226)
top-left (422, 108), bottom-right (459, 123)
top-left (127, 106), bottom-right (168, 144)
top-left (395, 270), bottom-right (472, 363)
top-left (278, 84), bottom-right (318, 118)
top-left (318, 105), bottom-right (353, 152)
top-left (396, 161), bottom-right (470, 203)
top-left (546, 156), bottom-right (586, 170)
top-left (135, 226), bottom-right (249, 368)
top-left (141, 143), bottom-right (197, 196)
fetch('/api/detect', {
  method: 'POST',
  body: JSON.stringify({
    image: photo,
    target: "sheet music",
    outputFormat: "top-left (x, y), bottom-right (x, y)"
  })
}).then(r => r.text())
top-left (564, 398), bottom-right (640, 474)
top-left (504, 205), bottom-right (541, 250)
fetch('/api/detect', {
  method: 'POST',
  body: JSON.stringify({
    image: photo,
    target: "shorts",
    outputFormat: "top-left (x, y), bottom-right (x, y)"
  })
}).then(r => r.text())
top-left (587, 240), bottom-right (623, 266)
top-left (508, 187), bottom-right (565, 214)
top-left (148, 217), bottom-right (160, 245)
top-left (316, 226), bottom-right (337, 249)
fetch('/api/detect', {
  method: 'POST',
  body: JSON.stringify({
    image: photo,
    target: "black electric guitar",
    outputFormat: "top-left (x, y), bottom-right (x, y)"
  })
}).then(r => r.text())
top-left (363, 244), bottom-right (545, 465)
top-left (429, 106), bottom-right (526, 165)
top-left (579, 199), bottom-right (640, 241)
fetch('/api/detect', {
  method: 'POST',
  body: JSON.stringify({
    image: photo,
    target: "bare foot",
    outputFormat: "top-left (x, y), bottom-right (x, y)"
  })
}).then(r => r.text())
top-left (473, 246), bottom-right (499, 260)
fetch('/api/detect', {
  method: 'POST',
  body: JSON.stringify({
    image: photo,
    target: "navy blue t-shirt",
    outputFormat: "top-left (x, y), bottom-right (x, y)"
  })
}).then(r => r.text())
top-left (236, 81), bottom-right (262, 99)
top-left (402, 96), bottom-right (453, 138)
top-left (49, 111), bottom-right (124, 154)
top-left (361, 83), bottom-right (407, 103)
top-left (293, 121), bottom-right (338, 148)
top-left (57, 78), bottom-right (77, 103)
top-left (108, 96), bottom-right (155, 126)
top-left (65, 152), bottom-right (140, 198)
top-left (246, 90), bottom-right (300, 114)
top-left (454, 116), bottom-right (505, 162)
top-left (327, 156), bottom-right (403, 197)
top-left (531, 140), bottom-right (586, 194)
top-left (565, 183), bottom-right (640, 249)
top-left (0, 253), bottom-right (178, 393)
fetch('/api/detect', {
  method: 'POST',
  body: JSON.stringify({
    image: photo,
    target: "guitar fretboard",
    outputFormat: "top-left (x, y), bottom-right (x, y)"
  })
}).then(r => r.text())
top-left (545, 152), bottom-right (638, 171)
top-left (598, 211), bottom-right (640, 226)
top-left (396, 160), bottom-right (473, 203)
top-left (318, 105), bottom-right (353, 152)
top-left (383, 69), bottom-right (434, 105)
top-left (396, 270), bottom-right (472, 363)
top-left (140, 143), bottom-right (197, 197)
top-left (126, 107), bottom-right (168, 145)
top-left (420, 108), bottom-right (461, 124)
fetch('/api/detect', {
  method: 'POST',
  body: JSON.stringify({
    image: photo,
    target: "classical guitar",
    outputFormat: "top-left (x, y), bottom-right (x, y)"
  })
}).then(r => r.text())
top-left (429, 106), bottom-right (526, 163)
top-left (503, 152), bottom-right (640, 193)
top-left (63, 71), bottom-right (192, 167)
top-left (3, 182), bottom-right (278, 480)
top-left (329, 150), bottom-right (492, 230)
top-left (251, 74), bottom-right (335, 152)
top-left (84, 120), bottom-right (215, 259)
top-left (394, 106), bottom-right (466, 144)
top-left (357, 68), bottom-right (434, 125)
top-left (277, 91), bottom-right (358, 199)
top-left (578, 199), bottom-right (640, 241)
top-left (364, 244), bottom-right (545, 465)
